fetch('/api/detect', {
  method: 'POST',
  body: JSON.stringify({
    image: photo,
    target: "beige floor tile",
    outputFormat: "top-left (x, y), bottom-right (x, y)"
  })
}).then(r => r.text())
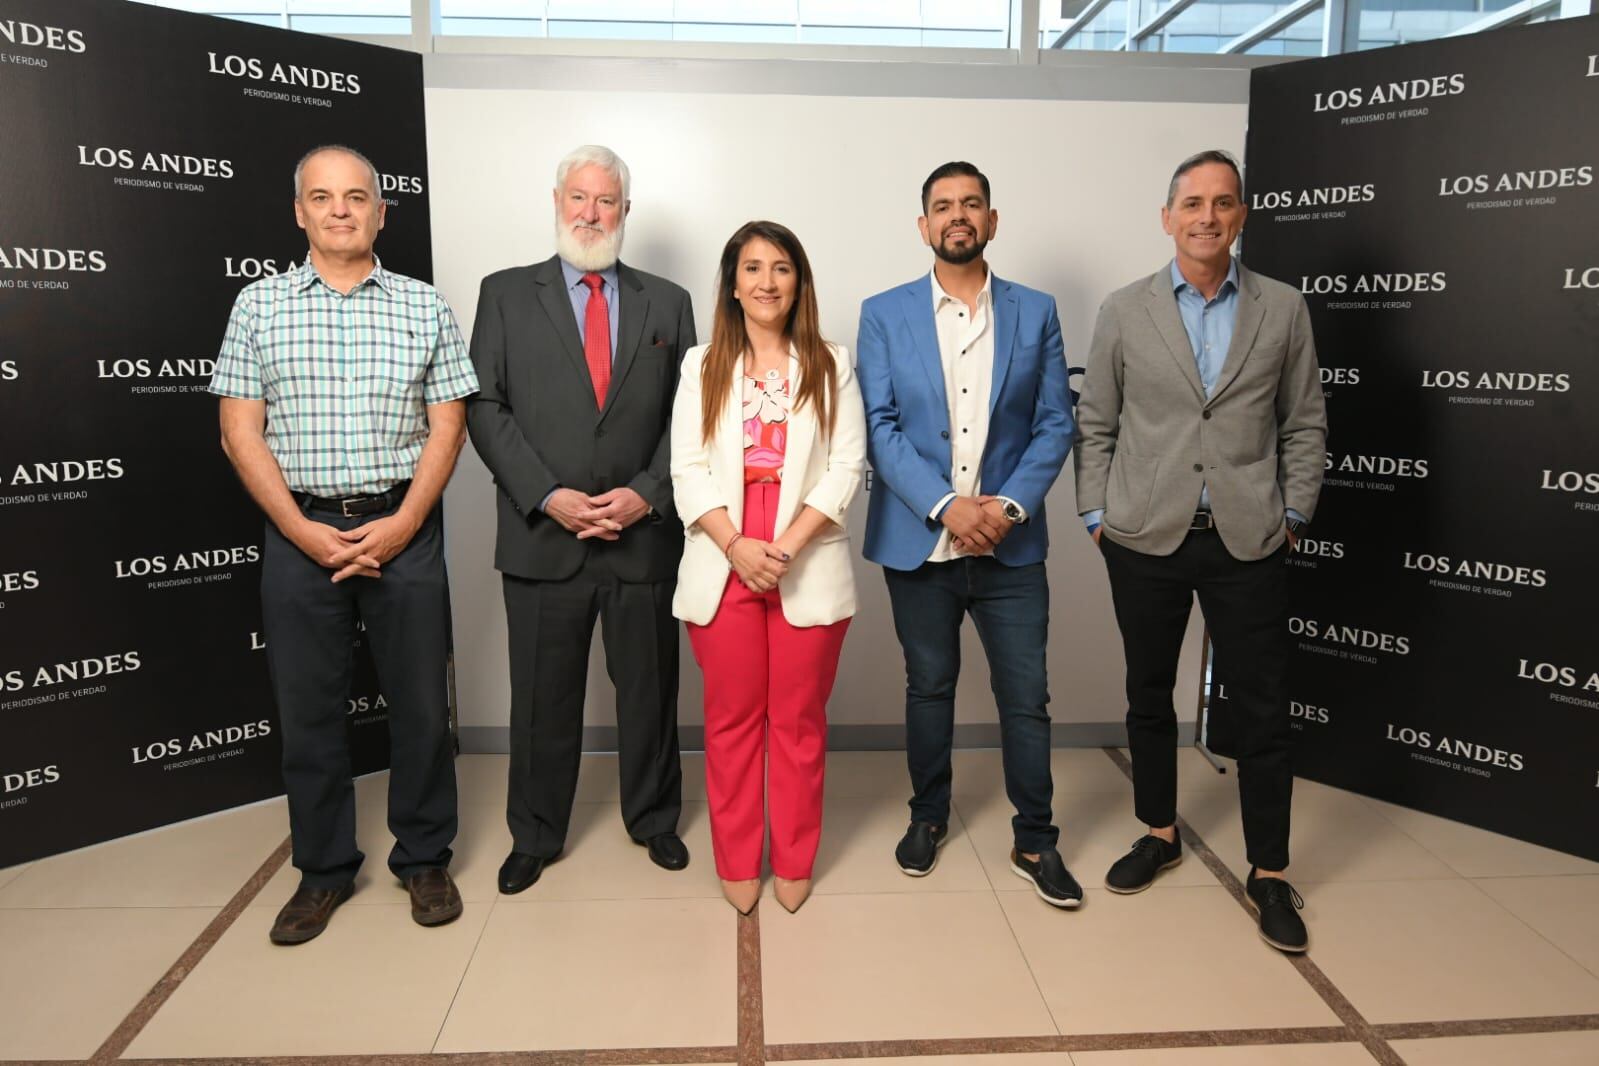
top-left (495, 801), bottom-right (722, 901)
top-left (1175, 746), bottom-right (1238, 789)
top-left (1001, 886), bottom-right (1339, 1034)
top-left (0, 799), bottom-right (289, 909)
top-left (824, 749), bottom-right (916, 798)
top-left (1073, 1044), bottom-right (1373, 1065)
top-left (1177, 786), bottom-right (1457, 884)
top-left (454, 753), bottom-right (509, 808)
top-left (761, 891), bottom-right (1057, 1043)
top-left (0, 861), bottom-right (31, 890)
top-left (785, 1057), bottom-right (1072, 1066)
top-left (1306, 879), bottom-right (1599, 1022)
top-left (811, 798), bottom-right (990, 895)
top-left (951, 747), bottom-right (1136, 797)
top-left (126, 900), bottom-right (491, 1057)
top-left (0, 906), bottom-right (215, 1060)
top-left (1364, 799), bottom-right (1599, 878)
top-left (1392, 1031), bottom-right (1599, 1065)
top-left (957, 790), bottom-right (1220, 893)
top-left (559, 751), bottom-right (709, 804)
top-left (1474, 875), bottom-right (1599, 976)
top-left (434, 897), bottom-right (734, 1050)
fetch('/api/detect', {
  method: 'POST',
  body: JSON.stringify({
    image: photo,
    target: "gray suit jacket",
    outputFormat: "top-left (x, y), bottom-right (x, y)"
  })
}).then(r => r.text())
top-left (1074, 261), bottom-right (1327, 561)
top-left (467, 255), bottom-right (696, 582)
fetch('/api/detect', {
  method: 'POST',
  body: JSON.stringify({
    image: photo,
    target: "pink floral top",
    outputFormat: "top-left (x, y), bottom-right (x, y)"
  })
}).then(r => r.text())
top-left (742, 375), bottom-right (790, 484)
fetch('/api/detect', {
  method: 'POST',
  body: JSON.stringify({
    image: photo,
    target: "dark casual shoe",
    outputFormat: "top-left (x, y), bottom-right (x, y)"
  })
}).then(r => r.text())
top-left (269, 882), bottom-right (354, 945)
top-left (1010, 848), bottom-right (1083, 909)
top-left (1246, 869), bottom-right (1308, 953)
top-left (498, 851), bottom-right (548, 895)
top-left (405, 867), bottom-right (463, 927)
top-left (894, 821), bottom-right (949, 876)
top-left (640, 832), bottom-right (690, 871)
top-left (1105, 833), bottom-right (1183, 894)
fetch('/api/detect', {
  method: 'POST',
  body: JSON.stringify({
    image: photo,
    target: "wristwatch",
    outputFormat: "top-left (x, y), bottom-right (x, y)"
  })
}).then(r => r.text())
top-left (1002, 499), bottom-right (1024, 522)
top-left (1286, 517), bottom-right (1309, 540)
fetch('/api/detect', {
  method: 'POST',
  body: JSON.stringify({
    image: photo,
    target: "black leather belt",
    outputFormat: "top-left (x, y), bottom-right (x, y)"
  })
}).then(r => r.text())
top-left (296, 481), bottom-right (410, 518)
top-left (1189, 511), bottom-right (1215, 531)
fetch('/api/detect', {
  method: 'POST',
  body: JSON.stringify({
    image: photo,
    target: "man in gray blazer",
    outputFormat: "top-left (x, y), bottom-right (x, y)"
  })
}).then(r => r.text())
top-left (467, 145), bottom-right (697, 895)
top-left (1075, 150), bottom-right (1326, 952)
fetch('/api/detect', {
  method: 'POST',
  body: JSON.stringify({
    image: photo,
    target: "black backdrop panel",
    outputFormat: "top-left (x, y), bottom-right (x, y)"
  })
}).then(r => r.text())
top-left (0, 0), bottom-right (432, 866)
top-left (1236, 18), bottom-right (1599, 860)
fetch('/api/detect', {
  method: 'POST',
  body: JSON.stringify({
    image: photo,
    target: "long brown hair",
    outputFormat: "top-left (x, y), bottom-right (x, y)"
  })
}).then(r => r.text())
top-left (700, 221), bottom-right (836, 443)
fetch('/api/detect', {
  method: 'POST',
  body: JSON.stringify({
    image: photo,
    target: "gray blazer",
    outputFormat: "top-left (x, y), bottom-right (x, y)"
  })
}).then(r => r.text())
top-left (466, 255), bottom-right (696, 583)
top-left (1074, 261), bottom-right (1327, 562)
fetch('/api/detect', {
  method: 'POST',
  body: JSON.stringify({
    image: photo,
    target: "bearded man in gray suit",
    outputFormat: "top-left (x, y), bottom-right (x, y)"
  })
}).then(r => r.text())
top-left (1074, 150), bottom-right (1327, 953)
top-left (467, 145), bottom-right (696, 895)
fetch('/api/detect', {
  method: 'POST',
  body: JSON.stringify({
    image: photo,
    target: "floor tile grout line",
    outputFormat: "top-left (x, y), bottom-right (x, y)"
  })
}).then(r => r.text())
top-left (1454, 871), bottom-right (1599, 984)
top-left (1099, 747), bottom-right (1407, 1066)
top-left (975, 817), bottom-right (1065, 1041)
top-left (762, 1028), bottom-right (1358, 1058)
top-left (738, 903), bottom-right (765, 1066)
top-left (87, 833), bottom-right (294, 1065)
top-left (1374, 1013), bottom-right (1599, 1040)
top-left (429, 887), bottom-right (502, 1054)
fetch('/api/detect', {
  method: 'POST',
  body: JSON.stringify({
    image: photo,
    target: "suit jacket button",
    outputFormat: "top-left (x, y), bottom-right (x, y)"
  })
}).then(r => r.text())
top-left (1202, 410), bottom-right (1212, 420)
top-left (940, 430), bottom-right (950, 439)
top-left (1193, 463), bottom-right (1204, 472)
top-left (596, 427), bottom-right (606, 437)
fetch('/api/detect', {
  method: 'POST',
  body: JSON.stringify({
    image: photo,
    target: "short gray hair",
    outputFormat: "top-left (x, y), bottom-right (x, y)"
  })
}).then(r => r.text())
top-left (555, 144), bottom-right (630, 203)
top-left (1166, 149), bottom-right (1243, 207)
top-left (293, 144), bottom-right (380, 199)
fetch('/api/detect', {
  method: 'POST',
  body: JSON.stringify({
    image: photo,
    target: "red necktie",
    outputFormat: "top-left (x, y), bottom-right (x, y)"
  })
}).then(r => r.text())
top-left (581, 272), bottom-right (611, 409)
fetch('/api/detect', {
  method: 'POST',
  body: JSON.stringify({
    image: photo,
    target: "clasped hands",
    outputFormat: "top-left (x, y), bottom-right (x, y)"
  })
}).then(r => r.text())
top-left (727, 535), bottom-right (791, 594)
top-left (545, 486), bottom-right (650, 541)
top-left (291, 511), bottom-right (419, 583)
top-left (942, 494), bottom-right (1016, 556)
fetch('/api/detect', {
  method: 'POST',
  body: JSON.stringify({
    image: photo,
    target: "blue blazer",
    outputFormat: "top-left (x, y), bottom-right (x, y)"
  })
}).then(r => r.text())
top-left (857, 273), bottom-right (1074, 572)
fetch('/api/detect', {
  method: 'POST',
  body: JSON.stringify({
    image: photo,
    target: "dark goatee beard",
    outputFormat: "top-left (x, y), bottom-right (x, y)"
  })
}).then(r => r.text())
top-left (933, 237), bottom-right (986, 266)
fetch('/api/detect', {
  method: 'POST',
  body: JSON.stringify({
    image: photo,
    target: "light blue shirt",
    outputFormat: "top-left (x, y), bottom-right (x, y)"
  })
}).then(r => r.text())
top-left (560, 258), bottom-right (620, 363)
top-left (540, 260), bottom-right (621, 513)
top-left (1085, 259), bottom-right (1303, 532)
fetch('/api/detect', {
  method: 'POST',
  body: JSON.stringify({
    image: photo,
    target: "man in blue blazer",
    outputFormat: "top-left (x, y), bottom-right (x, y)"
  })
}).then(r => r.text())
top-left (857, 162), bottom-right (1080, 908)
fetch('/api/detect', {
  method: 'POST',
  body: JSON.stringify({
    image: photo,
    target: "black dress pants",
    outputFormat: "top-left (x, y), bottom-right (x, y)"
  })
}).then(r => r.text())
top-left (260, 502), bottom-right (458, 891)
top-left (1101, 531), bottom-right (1293, 871)
top-left (502, 552), bottom-right (682, 859)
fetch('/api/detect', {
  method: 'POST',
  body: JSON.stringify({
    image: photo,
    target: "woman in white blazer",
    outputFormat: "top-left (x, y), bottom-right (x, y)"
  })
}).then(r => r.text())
top-left (670, 220), bottom-right (865, 914)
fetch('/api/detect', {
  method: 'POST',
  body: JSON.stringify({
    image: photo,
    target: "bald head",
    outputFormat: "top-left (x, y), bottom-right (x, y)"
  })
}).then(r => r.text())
top-left (293, 144), bottom-right (379, 200)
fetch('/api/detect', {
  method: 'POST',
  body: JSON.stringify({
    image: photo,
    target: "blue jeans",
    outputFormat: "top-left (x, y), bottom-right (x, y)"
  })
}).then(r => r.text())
top-left (883, 557), bottom-right (1057, 853)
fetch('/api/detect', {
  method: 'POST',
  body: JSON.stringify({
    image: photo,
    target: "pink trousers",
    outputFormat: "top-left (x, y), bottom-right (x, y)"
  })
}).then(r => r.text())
top-left (686, 482), bottom-right (850, 880)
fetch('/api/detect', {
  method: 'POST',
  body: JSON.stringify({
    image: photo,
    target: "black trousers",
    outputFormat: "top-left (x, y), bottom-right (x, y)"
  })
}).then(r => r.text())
top-left (1100, 531), bottom-right (1293, 871)
top-left (260, 502), bottom-right (457, 891)
top-left (502, 553), bottom-right (682, 858)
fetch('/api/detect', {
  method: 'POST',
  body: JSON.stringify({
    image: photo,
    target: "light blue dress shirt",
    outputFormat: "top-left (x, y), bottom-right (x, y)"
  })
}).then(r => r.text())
top-left (559, 258), bottom-right (620, 362)
top-left (1085, 259), bottom-right (1303, 532)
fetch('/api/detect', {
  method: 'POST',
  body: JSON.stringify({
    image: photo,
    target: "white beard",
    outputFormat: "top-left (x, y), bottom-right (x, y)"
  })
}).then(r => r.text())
top-left (555, 219), bottom-right (624, 272)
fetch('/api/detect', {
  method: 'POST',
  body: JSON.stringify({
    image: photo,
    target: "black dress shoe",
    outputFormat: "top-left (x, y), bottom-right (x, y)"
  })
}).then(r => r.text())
top-left (498, 851), bottom-right (548, 895)
top-left (269, 882), bottom-right (354, 945)
top-left (1246, 869), bottom-right (1308, 953)
top-left (894, 821), bottom-right (948, 876)
top-left (640, 832), bottom-right (689, 871)
top-left (405, 867), bottom-right (464, 926)
top-left (1010, 848), bottom-right (1084, 909)
top-left (1105, 832), bottom-right (1183, 894)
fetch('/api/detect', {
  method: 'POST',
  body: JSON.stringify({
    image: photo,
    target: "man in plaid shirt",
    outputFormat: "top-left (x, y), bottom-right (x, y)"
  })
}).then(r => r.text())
top-left (211, 145), bottom-right (478, 946)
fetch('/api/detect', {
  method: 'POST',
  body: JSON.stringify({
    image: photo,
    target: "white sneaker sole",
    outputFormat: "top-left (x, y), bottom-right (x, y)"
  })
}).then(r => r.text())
top-left (896, 830), bottom-right (949, 877)
top-left (1104, 854), bottom-right (1183, 895)
top-left (1010, 860), bottom-right (1083, 909)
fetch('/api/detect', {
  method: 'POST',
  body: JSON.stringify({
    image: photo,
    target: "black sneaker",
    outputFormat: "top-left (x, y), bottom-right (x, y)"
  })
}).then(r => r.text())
top-left (1105, 833), bottom-right (1183, 894)
top-left (1245, 869), bottom-right (1308, 953)
top-left (894, 821), bottom-right (948, 876)
top-left (1010, 848), bottom-right (1083, 909)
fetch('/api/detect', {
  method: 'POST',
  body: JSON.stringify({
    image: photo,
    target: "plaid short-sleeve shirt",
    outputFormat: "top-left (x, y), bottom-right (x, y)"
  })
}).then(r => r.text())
top-left (210, 257), bottom-right (478, 497)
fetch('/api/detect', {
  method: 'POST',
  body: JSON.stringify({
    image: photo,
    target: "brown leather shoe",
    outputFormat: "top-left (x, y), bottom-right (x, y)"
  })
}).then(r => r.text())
top-left (404, 867), bottom-right (463, 927)
top-left (269, 882), bottom-right (354, 945)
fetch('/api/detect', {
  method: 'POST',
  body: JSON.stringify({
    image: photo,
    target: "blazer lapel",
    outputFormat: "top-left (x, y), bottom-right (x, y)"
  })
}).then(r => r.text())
top-left (1144, 272), bottom-right (1207, 405)
top-left (1206, 265), bottom-right (1265, 407)
top-left (900, 275), bottom-right (949, 417)
top-left (599, 262), bottom-right (649, 420)
top-left (533, 256), bottom-right (594, 402)
top-left (989, 277), bottom-right (1019, 417)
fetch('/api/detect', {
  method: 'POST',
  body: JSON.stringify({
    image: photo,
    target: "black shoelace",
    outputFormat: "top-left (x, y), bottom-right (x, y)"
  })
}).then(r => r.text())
top-left (1130, 835), bottom-right (1171, 858)
top-left (1256, 877), bottom-right (1305, 911)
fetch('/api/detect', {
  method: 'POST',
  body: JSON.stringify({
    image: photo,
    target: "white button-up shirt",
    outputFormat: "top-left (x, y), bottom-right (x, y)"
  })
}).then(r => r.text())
top-left (926, 268), bottom-right (996, 563)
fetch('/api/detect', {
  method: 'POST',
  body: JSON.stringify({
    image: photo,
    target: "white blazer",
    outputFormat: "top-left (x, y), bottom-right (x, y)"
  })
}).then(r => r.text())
top-left (670, 342), bottom-right (865, 628)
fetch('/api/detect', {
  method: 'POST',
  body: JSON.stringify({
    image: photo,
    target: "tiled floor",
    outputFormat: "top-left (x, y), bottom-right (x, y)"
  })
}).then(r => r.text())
top-left (0, 747), bottom-right (1596, 1064)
